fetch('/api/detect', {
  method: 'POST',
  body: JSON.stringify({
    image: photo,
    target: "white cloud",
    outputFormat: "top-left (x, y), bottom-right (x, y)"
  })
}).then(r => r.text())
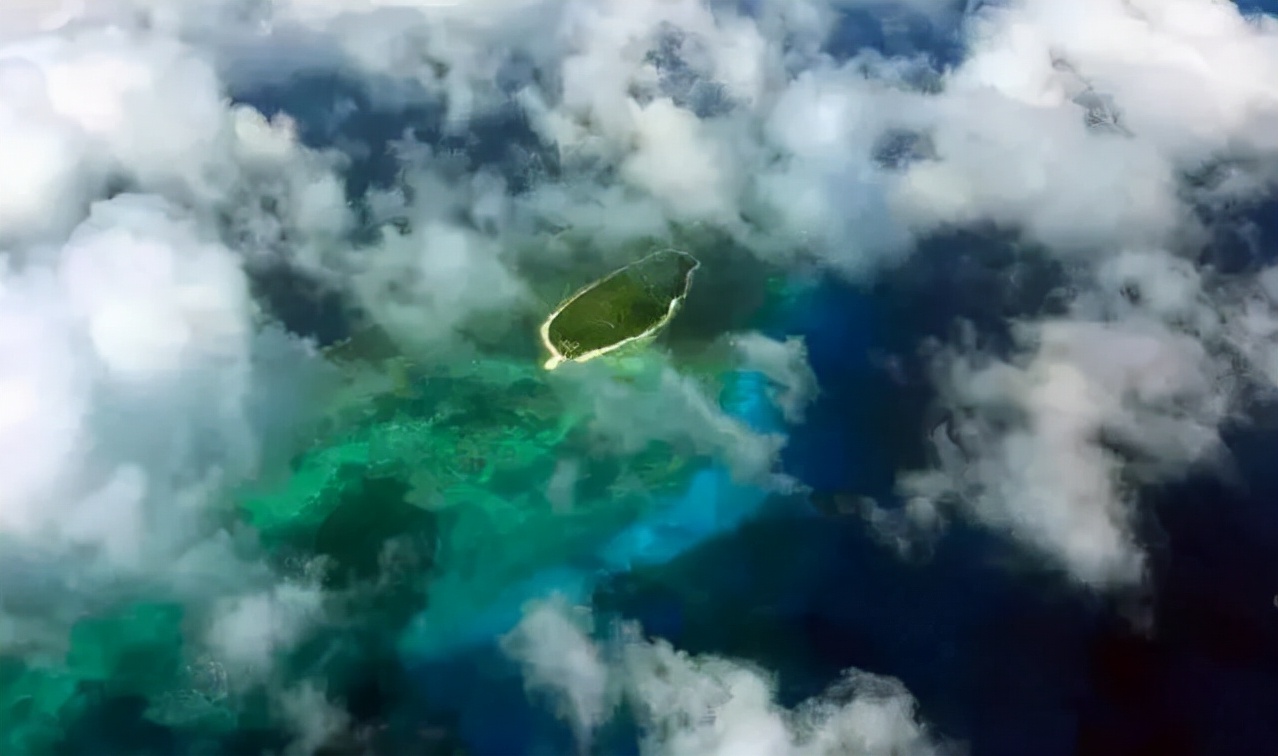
top-left (0, 12), bottom-right (348, 742)
top-left (557, 357), bottom-right (793, 488)
top-left (277, 680), bottom-right (351, 756)
top-left (501, 597), bottom-right (611, 748)
top-left (0, 195), bottom-right (259, 564)
top-left (206, 580), bottom-right (327, 679)
top-left (505, 598), bottom-right (955, 756)
top-left (733, 332), bottom-right (819, 424)
top-left (901, 315), bottom-right (1231, 588)
top-left (891, 0), bottom-right (1278, 251)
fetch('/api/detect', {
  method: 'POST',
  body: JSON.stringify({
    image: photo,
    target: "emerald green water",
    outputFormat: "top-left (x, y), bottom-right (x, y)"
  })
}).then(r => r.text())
top-left (0, 349), bottom-right (725, 753)
top-left (243, 354), bottom-right (707, 627)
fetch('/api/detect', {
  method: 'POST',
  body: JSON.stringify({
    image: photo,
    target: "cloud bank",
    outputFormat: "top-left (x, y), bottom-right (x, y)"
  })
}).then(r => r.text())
top-left (504, 598), bottom-right (956, 756)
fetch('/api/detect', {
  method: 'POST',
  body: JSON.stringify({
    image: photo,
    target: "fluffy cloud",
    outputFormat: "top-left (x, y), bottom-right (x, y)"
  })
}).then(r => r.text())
top-left (888, 0), bottom-right (1278, 251)
top-left (2, 194), bottom-right (273, 565)
top-left (559, 356), bottom-right (793, 487)
top-left (901, 316), bottom-right (1231, 587)
top-left (732, 332), bottom-right (820, 423)
top-left (505, 598), bottom-right (955, 756)
top-left (0, 14), bottom-right (350, 751)
top-left (0, 12), bottom-right (357, 565)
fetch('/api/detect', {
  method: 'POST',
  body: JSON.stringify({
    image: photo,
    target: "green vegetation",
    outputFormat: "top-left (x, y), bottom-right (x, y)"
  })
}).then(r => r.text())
top-left (541, 249), bottom-right (699, 368)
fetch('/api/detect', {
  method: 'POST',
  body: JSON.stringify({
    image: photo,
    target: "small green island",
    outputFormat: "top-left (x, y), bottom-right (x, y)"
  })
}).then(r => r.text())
top-left (539, 248), bottom-right (700, 369)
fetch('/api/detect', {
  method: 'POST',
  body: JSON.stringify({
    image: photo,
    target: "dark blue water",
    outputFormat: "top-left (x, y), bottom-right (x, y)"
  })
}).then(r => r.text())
top-left (593, 263), bottom-right (1278, 756)
top-left (1238, 0), bottom-right (1278, 14)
